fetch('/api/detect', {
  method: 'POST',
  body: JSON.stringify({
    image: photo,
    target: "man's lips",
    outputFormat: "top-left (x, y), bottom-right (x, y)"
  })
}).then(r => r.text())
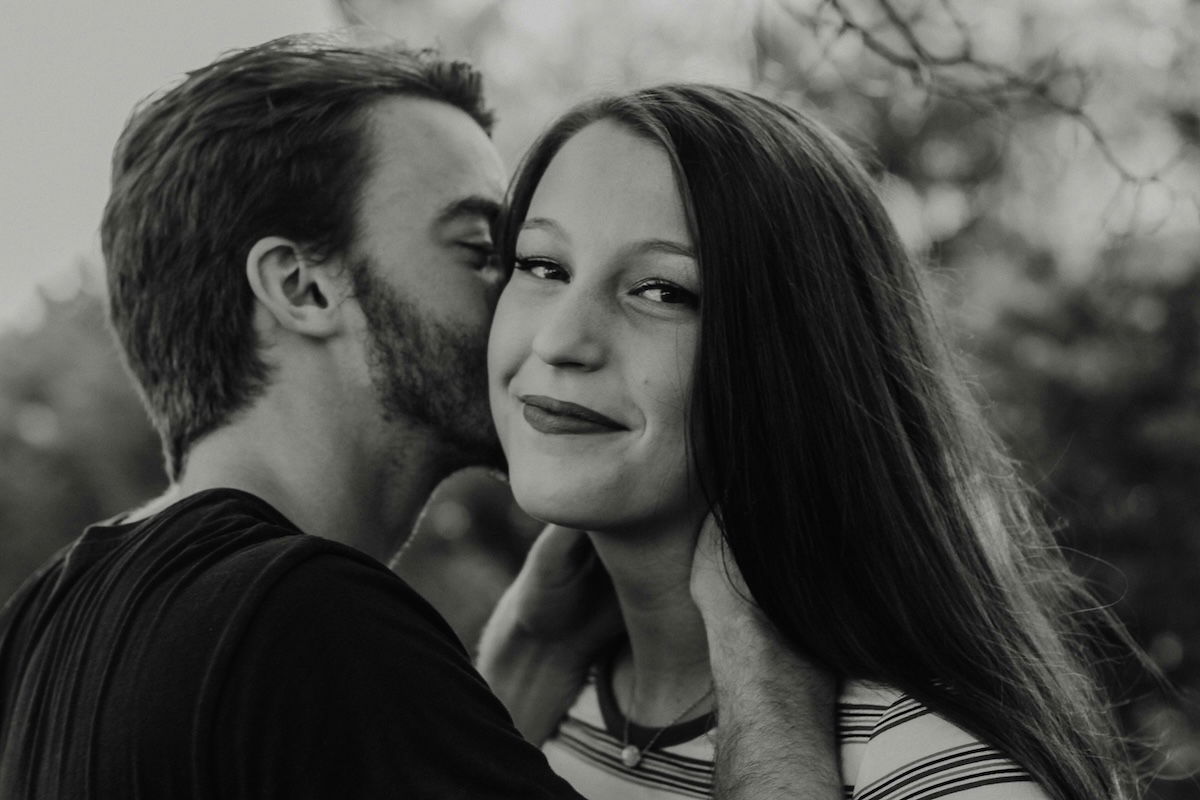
top-left (519, 395), bottom-right (626, 435)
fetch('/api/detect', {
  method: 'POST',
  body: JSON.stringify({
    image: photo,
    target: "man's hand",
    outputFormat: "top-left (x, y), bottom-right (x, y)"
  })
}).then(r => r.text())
top-left (504, 525), bottom-right (622, 642)
top-left (477, 525), bottom-right (623, 744)
top-left (690, 514), bottom-right (842, 800)
top-left (690, 513), bottom-right (758, 626)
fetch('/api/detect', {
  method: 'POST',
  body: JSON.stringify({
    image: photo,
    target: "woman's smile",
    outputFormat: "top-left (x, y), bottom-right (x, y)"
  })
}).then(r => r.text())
top-left (519, 395), bottom-right (628, 435)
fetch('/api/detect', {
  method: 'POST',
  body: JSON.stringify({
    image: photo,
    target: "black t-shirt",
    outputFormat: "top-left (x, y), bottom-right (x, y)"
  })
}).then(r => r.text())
top-left (0, 489), bottom-right (582, 799)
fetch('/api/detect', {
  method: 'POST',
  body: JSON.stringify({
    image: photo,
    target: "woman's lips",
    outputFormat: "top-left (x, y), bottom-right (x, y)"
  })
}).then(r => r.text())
top-left (519, 395), bottom-right (626, 435)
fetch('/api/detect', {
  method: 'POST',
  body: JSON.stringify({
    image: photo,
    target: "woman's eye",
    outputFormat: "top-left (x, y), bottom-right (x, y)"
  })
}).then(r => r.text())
top-left (632, 281), bottom-right (699, 308)
top-left (514, 256), bottom-right (567, 281)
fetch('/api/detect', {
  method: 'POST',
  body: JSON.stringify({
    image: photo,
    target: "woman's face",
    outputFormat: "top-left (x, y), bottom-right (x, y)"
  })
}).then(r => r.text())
top-left (488, 121), bottom-right (703, 532)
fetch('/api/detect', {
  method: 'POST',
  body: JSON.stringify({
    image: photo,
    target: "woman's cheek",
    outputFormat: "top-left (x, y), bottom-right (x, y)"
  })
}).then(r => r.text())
top-left (487, 291), bottom-right (523, 380)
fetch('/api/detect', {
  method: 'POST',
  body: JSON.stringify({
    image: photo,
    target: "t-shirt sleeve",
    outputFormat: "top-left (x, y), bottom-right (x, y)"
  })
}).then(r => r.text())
top-left (211, 551), bottom-right (583, 800)
top-left (850, 694), bottom-right (1052, 800)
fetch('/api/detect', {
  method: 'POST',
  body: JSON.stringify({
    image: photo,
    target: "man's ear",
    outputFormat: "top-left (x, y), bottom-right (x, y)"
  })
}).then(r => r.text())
top-left (245, 237), bottom-right (346, 338)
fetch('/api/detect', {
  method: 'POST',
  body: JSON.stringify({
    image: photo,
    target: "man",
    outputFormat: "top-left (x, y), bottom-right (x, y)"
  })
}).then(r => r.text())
top-left (0, 33), bottom-right (839, 798)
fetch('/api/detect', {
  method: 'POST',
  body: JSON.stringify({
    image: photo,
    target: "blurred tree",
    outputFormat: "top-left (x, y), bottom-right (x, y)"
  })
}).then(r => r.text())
top-left (962, 228), bottom-right (1200, 790)
top-left (0, 268), bottom-right (165, 603)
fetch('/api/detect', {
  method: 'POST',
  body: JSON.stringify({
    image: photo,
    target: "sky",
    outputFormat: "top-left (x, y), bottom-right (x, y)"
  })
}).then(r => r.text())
top-left (0, 0), bottom-right (341, 332)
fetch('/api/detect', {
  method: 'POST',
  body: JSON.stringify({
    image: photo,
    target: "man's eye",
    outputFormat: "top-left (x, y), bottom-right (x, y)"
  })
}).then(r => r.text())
top-left (513, 256), bottom-right (567, 281)
top-left (631, 280), bottom-right (699, 308)
top-left (459, 242), bottom-right (496, 269)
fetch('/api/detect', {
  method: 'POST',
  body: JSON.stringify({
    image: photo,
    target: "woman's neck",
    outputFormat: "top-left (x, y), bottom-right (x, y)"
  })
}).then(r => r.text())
top-left (589, 518), bottom-right (714, 726)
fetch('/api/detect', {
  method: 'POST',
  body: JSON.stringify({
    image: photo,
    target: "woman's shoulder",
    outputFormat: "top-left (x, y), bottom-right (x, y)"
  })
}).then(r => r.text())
top-left (837, 680), bottom-right (1052, 799)
top-left (836, 681), bottom-right (939, 745)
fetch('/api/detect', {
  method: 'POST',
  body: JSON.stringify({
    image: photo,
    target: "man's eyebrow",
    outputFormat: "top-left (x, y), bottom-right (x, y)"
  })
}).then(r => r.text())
top-left (433, 195), bottom-right (503, 228)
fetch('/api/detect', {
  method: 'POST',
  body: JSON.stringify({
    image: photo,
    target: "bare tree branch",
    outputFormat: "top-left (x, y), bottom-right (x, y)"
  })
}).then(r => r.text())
top-left (764, 0), bottom-right (1186, 191)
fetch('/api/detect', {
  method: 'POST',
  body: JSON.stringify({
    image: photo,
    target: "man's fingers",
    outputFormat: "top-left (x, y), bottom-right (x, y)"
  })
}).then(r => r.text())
top-left (690, 511), bottom-right (755, 616)
top-left (508, 524), bottom-right (620, 642)
top-left (691, 513), bottom-right (726, 587)
top-left (577, 559), bottom-right (624, 642)
top-left (693, 514), bottom-right (721, 562)
top-left (521, 525), bottom-right (595, 588)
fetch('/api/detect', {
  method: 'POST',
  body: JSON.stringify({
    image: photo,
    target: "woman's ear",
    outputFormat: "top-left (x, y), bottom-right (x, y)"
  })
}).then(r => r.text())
top-left (245, 236), bottom-right (345, 338)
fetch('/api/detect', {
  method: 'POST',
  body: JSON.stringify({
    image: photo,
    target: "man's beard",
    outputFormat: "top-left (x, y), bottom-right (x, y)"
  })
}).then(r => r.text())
top-left (349, 257), bottom-right (505, 471)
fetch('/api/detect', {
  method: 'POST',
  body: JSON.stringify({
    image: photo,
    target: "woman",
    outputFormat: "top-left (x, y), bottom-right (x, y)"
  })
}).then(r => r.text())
top-left (486, 85), bottom-right (1138, 800)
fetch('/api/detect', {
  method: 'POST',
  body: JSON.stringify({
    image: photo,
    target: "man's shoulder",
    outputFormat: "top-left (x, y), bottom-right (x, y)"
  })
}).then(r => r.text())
top-left (1, 488), bottom-right (429, 674)
top-left (120, 488), bottom-right (440, 637)
top-left (0, 489), bottom-right (306, 637)
top-left (133, 489), bottom-right (463, 657)
top-left (144, 488), bottom-right (373, 584)
top-left (106, 487), bottom-right (388, 586)
top-left (18, 486), bottom-right (460, 716)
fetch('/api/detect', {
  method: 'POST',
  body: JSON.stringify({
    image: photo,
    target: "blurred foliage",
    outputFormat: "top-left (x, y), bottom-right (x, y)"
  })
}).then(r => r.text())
top-left (0, 273), bottom-right (165, 598)
top-left (3, 0), bottom-right (1198, 796)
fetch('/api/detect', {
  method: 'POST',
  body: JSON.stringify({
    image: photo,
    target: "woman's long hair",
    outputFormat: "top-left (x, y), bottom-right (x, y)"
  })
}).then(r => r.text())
top-left (500, 84), bottom-right (1139, 800)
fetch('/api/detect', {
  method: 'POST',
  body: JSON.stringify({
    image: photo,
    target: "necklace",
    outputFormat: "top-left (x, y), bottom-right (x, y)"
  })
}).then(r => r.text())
top-left (620, 670), bottom-right (715, 768)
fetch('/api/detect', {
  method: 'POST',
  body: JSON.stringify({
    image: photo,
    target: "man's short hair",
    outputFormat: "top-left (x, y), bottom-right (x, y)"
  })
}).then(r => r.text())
top-left (101, 32), bottom-right (494, 481)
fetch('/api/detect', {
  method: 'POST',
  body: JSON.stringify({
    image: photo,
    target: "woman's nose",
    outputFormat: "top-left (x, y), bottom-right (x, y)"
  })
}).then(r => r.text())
top-left (530, 285), bottom-right (607, 371)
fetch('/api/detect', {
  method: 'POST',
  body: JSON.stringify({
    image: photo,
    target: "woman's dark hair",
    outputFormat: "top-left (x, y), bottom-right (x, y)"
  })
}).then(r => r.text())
top-left (500, 84), bottom-right (1139, 800)
top-left (102, 32), bottom-right (493, 480)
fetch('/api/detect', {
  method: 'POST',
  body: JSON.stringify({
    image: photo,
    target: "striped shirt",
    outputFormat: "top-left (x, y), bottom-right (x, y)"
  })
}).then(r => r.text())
top-left (543, 669), bottom-right (1052, 800)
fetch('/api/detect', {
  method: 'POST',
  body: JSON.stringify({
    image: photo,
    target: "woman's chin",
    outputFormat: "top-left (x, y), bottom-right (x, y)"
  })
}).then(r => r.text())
top-left (509, 481), bottom-right (626, 532)
top-left (514, 499), bottom-right (615, 532)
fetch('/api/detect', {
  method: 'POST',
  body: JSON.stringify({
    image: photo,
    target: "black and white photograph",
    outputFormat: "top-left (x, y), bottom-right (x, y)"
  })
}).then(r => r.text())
top-left (1, 1), bottom-right (1198, 798)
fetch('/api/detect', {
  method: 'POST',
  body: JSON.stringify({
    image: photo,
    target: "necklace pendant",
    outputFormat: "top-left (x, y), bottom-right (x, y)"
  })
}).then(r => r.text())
top-left (621, 744), bottom-right (642, 767)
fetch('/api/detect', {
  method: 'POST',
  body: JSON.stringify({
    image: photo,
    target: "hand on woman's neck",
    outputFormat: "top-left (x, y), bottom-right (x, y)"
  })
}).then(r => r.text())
top-left (588, 520), bottom-right (714, 726)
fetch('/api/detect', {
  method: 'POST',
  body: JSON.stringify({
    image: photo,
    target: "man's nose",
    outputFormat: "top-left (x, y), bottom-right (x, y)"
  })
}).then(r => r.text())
top-left (479, 263), bottom-right (506, 312)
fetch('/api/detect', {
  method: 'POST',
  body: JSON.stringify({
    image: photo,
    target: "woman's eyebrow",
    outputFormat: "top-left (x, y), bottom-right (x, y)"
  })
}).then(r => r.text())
top-left (620, 238), bottom-right (696, 260)
top-left (519, 216), bottom-right (567, 238)
top-left (518, 222), bottom-right (693, 262)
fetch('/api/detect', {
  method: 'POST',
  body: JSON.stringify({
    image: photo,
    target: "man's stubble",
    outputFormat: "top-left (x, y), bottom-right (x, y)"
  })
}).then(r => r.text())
top-left (348, 257), bottom-right (506, 472)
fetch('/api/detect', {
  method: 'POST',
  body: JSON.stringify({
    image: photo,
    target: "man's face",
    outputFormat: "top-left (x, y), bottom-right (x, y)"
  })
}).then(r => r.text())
top-left (348, 97), bottom-right (507, 467)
